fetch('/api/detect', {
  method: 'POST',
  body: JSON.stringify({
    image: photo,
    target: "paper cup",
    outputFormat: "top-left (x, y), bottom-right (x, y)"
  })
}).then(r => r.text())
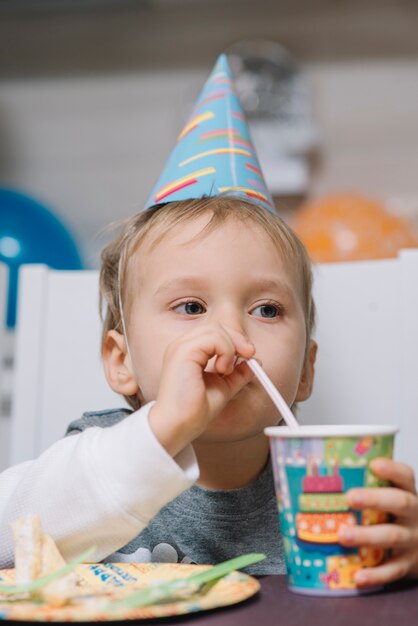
top-left (264, 424), bottom-right (398, 596)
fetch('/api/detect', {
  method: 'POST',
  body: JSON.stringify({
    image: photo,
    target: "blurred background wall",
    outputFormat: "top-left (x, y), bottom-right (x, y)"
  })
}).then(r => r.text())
top-left (1, 0), bottom-right (418, 470)
top-left (1, 0), bottom-right (418, 266)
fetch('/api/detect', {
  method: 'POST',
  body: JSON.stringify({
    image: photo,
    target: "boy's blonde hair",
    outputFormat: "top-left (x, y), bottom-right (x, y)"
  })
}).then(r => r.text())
top-left (100, 195), bottom-right (316, 410)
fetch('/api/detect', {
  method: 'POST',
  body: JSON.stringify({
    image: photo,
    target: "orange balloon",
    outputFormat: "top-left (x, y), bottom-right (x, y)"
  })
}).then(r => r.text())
top-left (292, 193), bottom-right (418, 262)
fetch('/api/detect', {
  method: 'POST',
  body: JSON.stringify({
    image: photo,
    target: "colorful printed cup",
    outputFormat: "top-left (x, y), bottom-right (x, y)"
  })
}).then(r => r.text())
top-left (264, 425), bottom-right (398, 596)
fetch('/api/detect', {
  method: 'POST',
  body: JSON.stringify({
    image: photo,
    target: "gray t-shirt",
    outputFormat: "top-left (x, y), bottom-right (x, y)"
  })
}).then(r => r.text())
top-left (66, 408), bottom-right (285, 575)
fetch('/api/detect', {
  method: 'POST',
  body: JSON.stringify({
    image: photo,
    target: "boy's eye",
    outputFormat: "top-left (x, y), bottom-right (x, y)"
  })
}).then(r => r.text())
top-left (173, 300), bottom-right (206, 315)
top-left (251, 303), bottom-right (282, 318)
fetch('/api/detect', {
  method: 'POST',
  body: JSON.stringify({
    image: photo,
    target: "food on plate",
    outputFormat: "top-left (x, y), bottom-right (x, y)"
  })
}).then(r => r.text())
top-left (10, 514), bottom-right (84, 606)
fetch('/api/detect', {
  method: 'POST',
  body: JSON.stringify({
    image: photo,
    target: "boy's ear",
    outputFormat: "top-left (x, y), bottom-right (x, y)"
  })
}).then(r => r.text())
top-left (102, 330), bottom-right (139, 397)
top-left (295, 339), bottom-right (317, 402)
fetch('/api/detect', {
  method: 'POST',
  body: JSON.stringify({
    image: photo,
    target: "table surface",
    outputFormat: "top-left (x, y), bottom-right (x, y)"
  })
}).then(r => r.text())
top-left (132, 575), bottom-right (418, 626)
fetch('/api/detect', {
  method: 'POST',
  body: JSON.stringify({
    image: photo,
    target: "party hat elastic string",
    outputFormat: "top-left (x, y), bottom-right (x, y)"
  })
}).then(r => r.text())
top-left (117, 254), bottom-right (136, 376)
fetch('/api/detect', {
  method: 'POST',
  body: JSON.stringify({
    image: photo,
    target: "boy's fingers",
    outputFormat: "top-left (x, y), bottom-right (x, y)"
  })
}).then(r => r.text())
top-left (346, 487), bottom-right (418, 517)
top-left (354, 556), bottom-right (411, 588)
top-left (338, 523), bottom-right (414, 549)
top-left (220, 324), bottom-right (256, 357)
top-left (370, 458), bottom-right (417, 494)
top-left (198, 325), bottom-right (254, 375)
top-left (174, 324), bottom-right (256, 375)
top-left (223, 360), bottom-right (255, 390)
top-left (178, 328), bottom-right (237, 372)
top-left (203, 360), bottom-right (254, 400)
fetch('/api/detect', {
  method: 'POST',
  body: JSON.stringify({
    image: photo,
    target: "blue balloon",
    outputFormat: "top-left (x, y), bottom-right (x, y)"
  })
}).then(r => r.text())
top-left (0, 188), bottom-right (84, 328)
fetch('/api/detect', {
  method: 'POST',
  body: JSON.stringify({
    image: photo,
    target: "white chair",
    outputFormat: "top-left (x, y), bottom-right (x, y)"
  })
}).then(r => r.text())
top-left (9, 266), bottom-right (124, 465)
top-left (298, 249), bottom-right (418, 475)
top-left (9, 253), bottom-right (418, 476)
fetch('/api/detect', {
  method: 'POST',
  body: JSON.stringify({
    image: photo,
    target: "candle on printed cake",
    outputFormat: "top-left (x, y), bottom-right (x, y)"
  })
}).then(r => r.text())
top-left (264, 425), bottom-right (398, 596)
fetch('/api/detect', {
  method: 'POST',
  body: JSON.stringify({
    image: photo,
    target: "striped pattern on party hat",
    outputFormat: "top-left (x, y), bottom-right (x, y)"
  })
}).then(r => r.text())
top-left (145, 54), bottom-right (274, 213)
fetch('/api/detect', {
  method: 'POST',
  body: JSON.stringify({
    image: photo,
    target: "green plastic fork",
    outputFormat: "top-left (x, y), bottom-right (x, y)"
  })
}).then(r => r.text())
top-left (108, 552), bottom-right (266, 611)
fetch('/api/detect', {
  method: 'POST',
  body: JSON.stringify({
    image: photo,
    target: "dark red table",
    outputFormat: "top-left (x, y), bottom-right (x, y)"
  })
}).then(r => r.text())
top-left (132, 575), bottom-right (418, 625)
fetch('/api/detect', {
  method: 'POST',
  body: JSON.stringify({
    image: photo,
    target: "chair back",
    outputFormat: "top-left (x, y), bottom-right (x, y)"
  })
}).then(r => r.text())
top-left (10, 266), bottom-right (123, 464)
top-left (298, 249), bottom-right (418, 475)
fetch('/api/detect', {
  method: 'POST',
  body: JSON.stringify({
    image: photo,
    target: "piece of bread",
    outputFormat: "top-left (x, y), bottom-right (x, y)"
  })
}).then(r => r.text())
top-left (10, 515), bottom-right (82, 607)
top-left (10, 514), bottom-right (43, 585)
top-left (39, 533), bottom-right (80, 607)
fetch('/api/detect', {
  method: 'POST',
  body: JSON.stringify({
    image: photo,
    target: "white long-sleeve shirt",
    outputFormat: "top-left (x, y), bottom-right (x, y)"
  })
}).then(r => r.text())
top-left (0, 402), bottom-right (199, 568)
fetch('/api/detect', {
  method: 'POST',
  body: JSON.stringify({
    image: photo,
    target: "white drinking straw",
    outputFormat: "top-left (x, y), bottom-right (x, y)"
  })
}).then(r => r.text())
top-left (246, 358), bottom-right (299, 429)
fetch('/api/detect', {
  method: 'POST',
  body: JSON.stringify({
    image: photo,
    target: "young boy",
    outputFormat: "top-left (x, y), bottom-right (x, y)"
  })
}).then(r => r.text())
top-left (1, 55), bottom-right (417, 586)
top-left (94, 193), bottom-right (317, 575)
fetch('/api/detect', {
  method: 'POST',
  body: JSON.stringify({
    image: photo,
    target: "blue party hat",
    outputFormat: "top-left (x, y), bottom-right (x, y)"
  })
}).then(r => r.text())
top-left (145, 54), bottom-right (274, 212)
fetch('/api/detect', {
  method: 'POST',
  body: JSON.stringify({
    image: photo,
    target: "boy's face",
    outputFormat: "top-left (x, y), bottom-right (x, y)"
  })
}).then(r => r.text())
top-left (107, 213), bottom-right (315, 443)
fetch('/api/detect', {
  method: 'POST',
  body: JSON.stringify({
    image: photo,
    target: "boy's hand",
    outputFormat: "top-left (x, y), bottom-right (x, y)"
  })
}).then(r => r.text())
top-left (148, 323), bottom-right (256, 457)
top-left (338, 458), bottom-right (418, 587)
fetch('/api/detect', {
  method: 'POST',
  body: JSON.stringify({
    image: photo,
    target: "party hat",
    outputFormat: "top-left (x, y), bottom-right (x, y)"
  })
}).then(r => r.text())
top-left (145, 54), bottom-right (275, 212)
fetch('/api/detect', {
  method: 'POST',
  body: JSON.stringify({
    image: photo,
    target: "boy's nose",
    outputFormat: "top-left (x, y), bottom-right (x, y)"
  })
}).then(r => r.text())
top-left (209, 307), bottom-right (249, 338)
top-left (203, 310), bottom-right (252, 374)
